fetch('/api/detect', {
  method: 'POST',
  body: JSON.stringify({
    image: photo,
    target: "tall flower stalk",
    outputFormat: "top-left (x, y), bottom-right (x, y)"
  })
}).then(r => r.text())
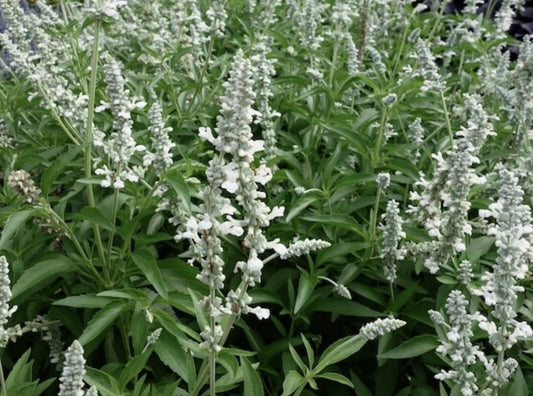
top-left (178, 49), bottom-right (282, 396)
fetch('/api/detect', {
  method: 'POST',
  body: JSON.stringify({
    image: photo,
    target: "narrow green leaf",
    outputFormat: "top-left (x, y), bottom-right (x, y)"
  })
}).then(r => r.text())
top-left (76, 206), bottom-right (116, 232)
top-left (41, 145), bottom-right (82, 196)
top-left (315, 335), bottom-right (367, 372)
top-left (5, 350), bottom-right (32, 389)
top-left (85, 366), bottom-right (121, 395)
top-left (350, 371), bottom-right (373, 396)
top-left (467, 236), bottom-right (494, 263)
top-left (300, 214), bottom-right (365, 238)
top-left (294, 271), bottom-right (317, 314)
top-left (281, 370), bottom-right (305, 396)
top-left (301, 334), bottom-right (315, 368)
top-left (11, 255), bottom-right (75, 303)
top-left (316, 372), bottom-right (354, 388)
top-left (0, 209), bottom-right (34, 250)
top-left (164, 168), bottom-right (191, 213)
top-left (509, 367), bottom-right (527, 395)
top-left (78, 300), bottom-right (129, 346)
top-left (119, 349), bottom-right (152, 389)
top-left (289, 343), bottom-right (307, 372)
top-left (286, 195), bottom-right (321, 223)
top-left (241, 357), bottom-right (264, 396)
top-left (53, 295), bottom-right (113, 308)
top-left (378, 335), bottom-right (438, 359)
top-left (313, 298), bottom-right (382, 317)
top-left (130, 249), bottom-right (168, 299)
top-left (153, 330), bottom-right (190, 384)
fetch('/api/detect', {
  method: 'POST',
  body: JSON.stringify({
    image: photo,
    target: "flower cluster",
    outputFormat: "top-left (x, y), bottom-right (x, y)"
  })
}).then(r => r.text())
top-left (408, 94), bottom-right (495, 273)
top-left (7, 169), bottom-right (41, 204)
top-left (94, 54), bottom-right (146, 188)
top-left (359, 317), bottom-right (406, 341)
top-left (251, 35), bottom-right (280, 160)
top-left (58, 340), bottom-right (98, 396)
top-left (414, 38), bottom-right (446, 93)
top-left (475, 166), bottom-right (533, 353)
top-left (0, 256), bottom-right (18, 347)
top-left (431, 290), bottom-right (484, 396)
top-left (379, 200), bottom-right (406, 283)
top-left (0, 0), bottom-right (87, 144)
top-left (143, 101), bottom-right (175, 174)
top-left (279, 238), bottom-right (331, 260)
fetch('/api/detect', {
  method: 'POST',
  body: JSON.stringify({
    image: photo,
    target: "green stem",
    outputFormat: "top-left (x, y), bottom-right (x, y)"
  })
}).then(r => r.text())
top-left (427, 0), bottom-right (447, 43)
top-left (43, 204), bottom-right (106, 285)
top-left (0, 357), bottom-right (7, 396)
top-left (328, 38), bottom-right (339, 88)
top-left (439, 90), bottom-right (454, 148)
top-left (191, 281), bottom-right (249, 396)
top-left (372, 109), bottom-right (388, 169)
top-left (35, 81), bottom-right (81, 145)
top-left (85, 18), bottom-right (110, 285)
top-left (185, 32), bottom-right (216, 116)
top-left (106, 187), bottom-right (120, 272)
top-left (491, 349), bottom-right (505, 396)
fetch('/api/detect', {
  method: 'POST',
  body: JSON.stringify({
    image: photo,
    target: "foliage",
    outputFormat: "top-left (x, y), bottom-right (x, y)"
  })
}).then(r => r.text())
top-left (0, 0), bottom-right (533, 395)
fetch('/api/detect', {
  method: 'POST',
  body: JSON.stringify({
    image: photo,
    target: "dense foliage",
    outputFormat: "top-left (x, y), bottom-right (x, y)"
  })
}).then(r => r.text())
top-left (1, 1), bottom-right (533, 395)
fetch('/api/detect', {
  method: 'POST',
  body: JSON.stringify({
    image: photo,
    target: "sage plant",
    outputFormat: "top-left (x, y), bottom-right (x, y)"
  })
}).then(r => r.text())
top-left (408, 94), bottom-right (495, 274)
top-left (475, 166), bottom-right (533, 393)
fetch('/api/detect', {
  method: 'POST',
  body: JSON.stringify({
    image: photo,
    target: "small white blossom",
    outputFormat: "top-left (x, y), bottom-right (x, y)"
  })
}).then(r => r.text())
top-left (376, 172), bottom-right (390, 189)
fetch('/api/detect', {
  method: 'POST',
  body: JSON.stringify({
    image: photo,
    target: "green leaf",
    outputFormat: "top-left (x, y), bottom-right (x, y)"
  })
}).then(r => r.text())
top-left (153, 330), bottom-right (190, 384)
top-left (300, 214), bottom-right (365, 238)
top-left (467, 236), bottom-right (494, 263)
top-left (289, 343), bottom-right (307, 372)
top-left (85, 366), bottom-right (121, 395)
top-left (317, 242), bottom-right (371, 266)
top-left (286, 194), bottom-right (322, 223)
top-left (313, 298), bottom-right (382, 317)
top-left (294, 271), bottom-right (317, 314)
top-left (316, 372), bottom-right (354, 388)
top-left (281, 370), bottom-right (305, 396)
top-left (241, 357), bottom-right (264, 396)
top-left (508, 367), bottom-right (527, 395)
top-left (119, 349), bottom-right (152, 389)
top-left (53, 295), bottom-right (113, 308)
top-left (164, 168), bottom-right (191, 213)
top-left (76, 206), bottom-right (116, 232)
top-left (315, 335), bottom-right (367, 372)
top-left (78, 300), bottom-right (130, 346)
top-left (378, 335), bottom-right (438, 359)
top-left (130, 249), bottom-right (168, 299)
top-left (350, 371), bottom-right (373, 396)
top-left (41, 145), bottom-right (82, 196)
top-left (0, 209), bottom-right (35, 251)
top-left (5, 350), bottom-right (32, 389)
top-left (301, 334), bottom-right (315, 368)
top-left (11, 255), bottom-right (75, 303)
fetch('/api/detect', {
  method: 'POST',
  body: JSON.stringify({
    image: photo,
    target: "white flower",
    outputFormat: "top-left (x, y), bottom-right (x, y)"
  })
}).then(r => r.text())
top-left (359, 318), bottom-right (406, 340)
top-left (58, 340), bottom-right (86, 396)
top-left (248, 306), bottom-right (270, 320)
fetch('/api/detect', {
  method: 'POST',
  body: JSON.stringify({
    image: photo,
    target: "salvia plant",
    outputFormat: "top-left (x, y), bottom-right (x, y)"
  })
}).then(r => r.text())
top-left (2, 0), bottom-right (533, 395)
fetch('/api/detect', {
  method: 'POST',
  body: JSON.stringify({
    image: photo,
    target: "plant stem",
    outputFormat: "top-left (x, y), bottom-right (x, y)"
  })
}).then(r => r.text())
top-left (357, 0), bottom-right (370, 63)
top-left (106, 187), bottom-right (120, 277)
top-left (190, 281), bottom-right (250, 396)
top-left (85, 18), bottom-right (110, 285)
top-left (372, 108), bottom-right (388, 169)
top-left (0, 357), bottom-right (7, 396)
top-left (439, 90), bottom-right (454, 148)
top-left (492, 349), bottom-right (505, 396)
